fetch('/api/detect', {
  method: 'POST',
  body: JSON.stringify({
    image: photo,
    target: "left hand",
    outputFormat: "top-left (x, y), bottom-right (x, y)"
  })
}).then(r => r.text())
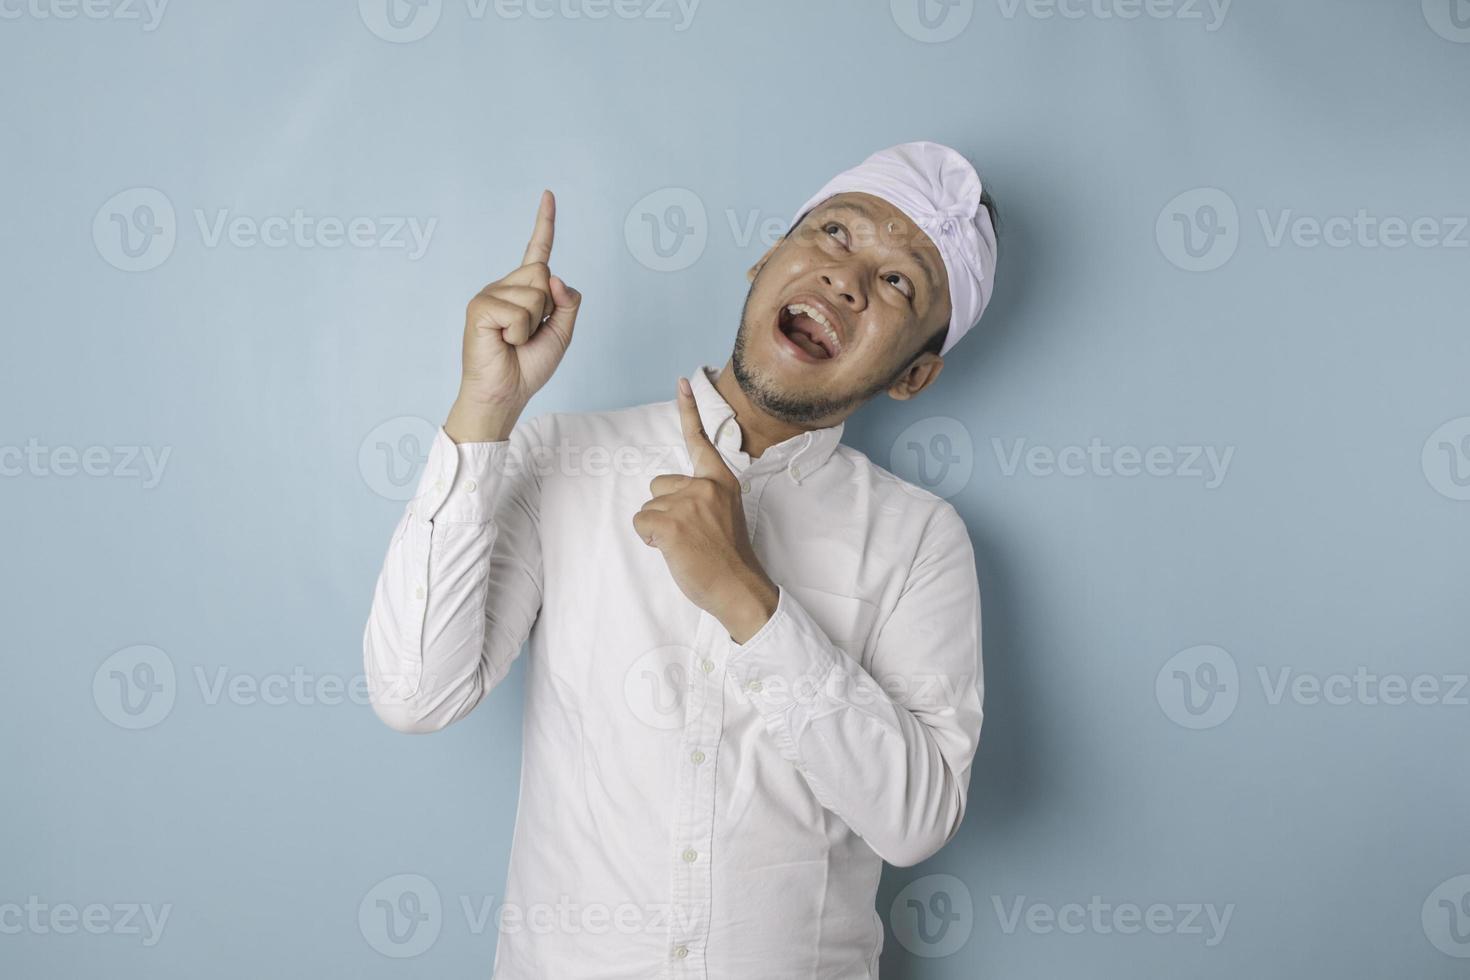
top-left (633, 377), bottom-right (779, 642)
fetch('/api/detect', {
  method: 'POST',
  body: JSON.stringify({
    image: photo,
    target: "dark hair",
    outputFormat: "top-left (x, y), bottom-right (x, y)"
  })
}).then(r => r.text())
top-left (917, 183), bottom-right (999, 358)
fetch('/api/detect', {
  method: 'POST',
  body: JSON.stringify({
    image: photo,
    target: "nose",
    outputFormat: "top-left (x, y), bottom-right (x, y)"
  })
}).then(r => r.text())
top-left (820, 268), bottom-right (866, 314)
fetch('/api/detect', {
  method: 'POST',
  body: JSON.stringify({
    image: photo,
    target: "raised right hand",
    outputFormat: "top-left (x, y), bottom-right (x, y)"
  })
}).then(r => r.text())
top-left (449, 190), bottom-right (581, 441)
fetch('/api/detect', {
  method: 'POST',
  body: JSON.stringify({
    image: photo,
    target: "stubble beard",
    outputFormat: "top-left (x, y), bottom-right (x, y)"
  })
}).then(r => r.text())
top-left (729, 288), bottom-right (903, 427)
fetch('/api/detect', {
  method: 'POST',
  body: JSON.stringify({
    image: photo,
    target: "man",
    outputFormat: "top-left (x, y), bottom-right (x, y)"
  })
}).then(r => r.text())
top-left (364, 141), bottom-right (999, 978)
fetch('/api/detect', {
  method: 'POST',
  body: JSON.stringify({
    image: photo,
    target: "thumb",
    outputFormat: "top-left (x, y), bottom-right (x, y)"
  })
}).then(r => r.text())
top-left (541, 274), bottom-right (582, 348)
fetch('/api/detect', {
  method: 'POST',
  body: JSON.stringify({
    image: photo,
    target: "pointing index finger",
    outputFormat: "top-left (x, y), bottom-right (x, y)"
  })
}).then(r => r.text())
top-left (678, 377), bottom-right (731, 480)
top-left (521, 189), bottom-right (555, 266)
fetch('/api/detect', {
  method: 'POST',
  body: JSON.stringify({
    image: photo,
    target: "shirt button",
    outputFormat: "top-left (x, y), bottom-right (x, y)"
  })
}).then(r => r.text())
top-left (673, 945), bottom-right (689, 959)
top-left (747, 680), bottom-right (763, 693)
top-left (690, 750), bottom-right (705, 764)
top-left (791, 466), bottom-right (801, 480)
top-left (433, 479), bottom-right (444, 492)
top-left (413, 585), bottom-right (425, 600)
top-left (700, 659), bottom-right (714, 673)
top-left (463, 479), bottom-right (477, 493)
top-left (682, 848), bottom-right (698, 863)
top-left (739, 479), bottom-right (751, 493)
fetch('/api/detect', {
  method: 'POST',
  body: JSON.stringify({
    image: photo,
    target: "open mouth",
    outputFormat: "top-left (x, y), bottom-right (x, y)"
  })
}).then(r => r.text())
top-left (776, 301), bottom-right (844, 362)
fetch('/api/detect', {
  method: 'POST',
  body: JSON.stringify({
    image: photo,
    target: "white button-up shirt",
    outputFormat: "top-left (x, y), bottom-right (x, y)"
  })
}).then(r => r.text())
top-left (363, 365), bottom-right (984, 979)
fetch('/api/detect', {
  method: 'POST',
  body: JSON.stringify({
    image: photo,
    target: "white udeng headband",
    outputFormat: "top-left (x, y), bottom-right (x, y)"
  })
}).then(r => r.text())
top-left (789, 141), bottom-right (999, 355)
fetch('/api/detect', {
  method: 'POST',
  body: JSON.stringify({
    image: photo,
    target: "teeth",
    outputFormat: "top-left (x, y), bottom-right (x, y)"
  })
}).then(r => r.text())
top-left (785, 303), bottom-right (842, 356)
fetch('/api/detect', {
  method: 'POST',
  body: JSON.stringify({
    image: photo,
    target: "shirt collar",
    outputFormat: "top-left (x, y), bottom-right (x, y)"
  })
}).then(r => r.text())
top-left (687, 365), bottom-right (844, 485)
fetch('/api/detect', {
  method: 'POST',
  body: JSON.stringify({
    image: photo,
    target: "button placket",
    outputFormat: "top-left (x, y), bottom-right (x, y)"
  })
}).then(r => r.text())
top-left (665, 612), bottom-right (725, 973)
top-left (740, 472), bottom-right (770, 540)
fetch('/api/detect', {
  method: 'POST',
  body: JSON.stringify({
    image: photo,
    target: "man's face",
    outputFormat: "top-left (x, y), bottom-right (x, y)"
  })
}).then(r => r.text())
top-left (731, 191), bottom-right (952, 426)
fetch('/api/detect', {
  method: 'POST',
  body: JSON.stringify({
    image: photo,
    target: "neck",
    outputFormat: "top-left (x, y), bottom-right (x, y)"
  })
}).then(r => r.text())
top-left (712, 358), bottom-right (810, 459)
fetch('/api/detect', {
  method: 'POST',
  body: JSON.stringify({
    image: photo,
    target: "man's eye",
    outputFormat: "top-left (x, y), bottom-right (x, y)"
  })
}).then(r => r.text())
top-left (884, 272), bottom-right (914, 298)
top-left (822, 222), bottom-right (849, 246)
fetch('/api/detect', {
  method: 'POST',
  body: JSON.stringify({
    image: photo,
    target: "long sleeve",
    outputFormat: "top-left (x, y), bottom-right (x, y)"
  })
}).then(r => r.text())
top-left (723, 502), bottom-right (983, 867)
top-left (363, 417), bottom-right (544, 734)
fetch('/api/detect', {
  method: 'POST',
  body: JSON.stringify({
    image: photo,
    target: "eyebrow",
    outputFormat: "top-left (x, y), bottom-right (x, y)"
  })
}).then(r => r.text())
top-left (819, 200), bottom-right (941, 295)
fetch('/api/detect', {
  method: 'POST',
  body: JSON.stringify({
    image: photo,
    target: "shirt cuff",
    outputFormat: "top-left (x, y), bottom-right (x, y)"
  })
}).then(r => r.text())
top-left (408, 426), bottom-right (511, 525)
top-left (725, 587), bottom-right (843, 746)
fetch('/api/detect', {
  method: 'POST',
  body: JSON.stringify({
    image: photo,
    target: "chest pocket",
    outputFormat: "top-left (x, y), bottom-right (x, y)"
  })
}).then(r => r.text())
top-left (785, 584), bottom-right (879, 665)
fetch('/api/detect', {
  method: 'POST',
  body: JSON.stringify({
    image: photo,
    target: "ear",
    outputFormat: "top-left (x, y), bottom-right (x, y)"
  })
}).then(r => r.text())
top-left (747, 241), bottom-right (780, 283)
top-left (886, 353), bottom-right (944, 401)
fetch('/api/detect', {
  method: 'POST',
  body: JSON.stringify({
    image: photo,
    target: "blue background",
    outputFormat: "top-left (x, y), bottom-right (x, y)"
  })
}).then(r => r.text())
top-left (3, 0), bottom-right (1468, 976)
